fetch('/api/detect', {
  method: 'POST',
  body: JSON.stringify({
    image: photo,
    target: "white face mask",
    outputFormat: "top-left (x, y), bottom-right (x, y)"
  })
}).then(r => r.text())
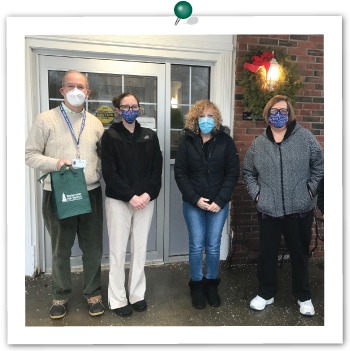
top-left (65, 88), bottom-right (87, 107)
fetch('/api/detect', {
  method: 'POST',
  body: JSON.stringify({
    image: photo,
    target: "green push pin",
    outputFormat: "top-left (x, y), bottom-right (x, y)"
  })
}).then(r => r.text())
top-left (174, 1), bottom-right (193, 25)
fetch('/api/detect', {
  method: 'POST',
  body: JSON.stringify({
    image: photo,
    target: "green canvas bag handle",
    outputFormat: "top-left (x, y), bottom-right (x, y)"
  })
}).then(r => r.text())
top-left (37, 164), bottom-right (77, 184)
top-left (58, 164), bottom-right (78, 177)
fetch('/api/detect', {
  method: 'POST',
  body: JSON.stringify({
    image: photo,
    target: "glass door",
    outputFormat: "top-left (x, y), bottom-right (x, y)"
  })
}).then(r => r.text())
top-left (38, 55), bottom-right (166, 271)
top-left (167, 64), bottom-right (211, 261)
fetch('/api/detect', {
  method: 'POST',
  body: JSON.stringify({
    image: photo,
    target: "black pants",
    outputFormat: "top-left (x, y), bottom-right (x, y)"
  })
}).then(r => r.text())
top-left (42, 186), bottom-right (103, 300)
top-left (257, 211), bottom-right (313, 302)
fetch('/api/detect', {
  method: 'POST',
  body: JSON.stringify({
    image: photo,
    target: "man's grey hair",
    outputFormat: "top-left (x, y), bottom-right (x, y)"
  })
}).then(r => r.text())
top-left (62, 70), bottom-right (89, 89)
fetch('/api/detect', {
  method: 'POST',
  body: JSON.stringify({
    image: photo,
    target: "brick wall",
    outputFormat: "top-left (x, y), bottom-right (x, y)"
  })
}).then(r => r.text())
top-left (230, 35), bottom-right (324, 264)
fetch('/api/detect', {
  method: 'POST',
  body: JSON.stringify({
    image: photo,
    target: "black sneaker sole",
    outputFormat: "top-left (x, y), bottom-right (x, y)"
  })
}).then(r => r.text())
top-left (208, 302), bottom-right (220, 307)
top-left (114, 307), bottom-right (133, 317)
top-left (131, 305), bottom-right (147, 312)
top-left (115, 310), bottom-right (132, 317)
top-left (132, 307), bottom-right (146, 312)
top-left (193, 304), bottom-right (206, 309)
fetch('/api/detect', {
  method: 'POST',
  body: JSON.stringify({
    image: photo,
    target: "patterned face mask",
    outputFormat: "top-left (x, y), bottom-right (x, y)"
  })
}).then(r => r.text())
top-left (268, 112), bottom-right (288, 128)
top-left (121, 110), bottom-right (139, 124)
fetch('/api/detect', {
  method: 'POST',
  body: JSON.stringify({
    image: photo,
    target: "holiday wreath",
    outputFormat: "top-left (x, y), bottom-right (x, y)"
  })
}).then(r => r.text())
top-left (239, 48), bottom-right (304, 118)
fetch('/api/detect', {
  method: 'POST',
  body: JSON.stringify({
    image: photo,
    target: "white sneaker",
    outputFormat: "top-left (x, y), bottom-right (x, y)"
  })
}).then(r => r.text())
top-left (250, 295), bottom-right (274, 310)
top-left (298, 299), bottom-right (315, 316)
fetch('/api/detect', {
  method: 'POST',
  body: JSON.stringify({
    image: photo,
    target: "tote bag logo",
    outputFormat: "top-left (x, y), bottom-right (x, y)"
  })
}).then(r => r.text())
top-left (62, 192), bottom-right (83, 203)
top-left (62, 193), bottom-right (67, 202)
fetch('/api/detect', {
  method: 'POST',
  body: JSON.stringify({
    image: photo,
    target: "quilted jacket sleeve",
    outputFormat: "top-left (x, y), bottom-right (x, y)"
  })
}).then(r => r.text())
top-left (306, 130), bottom-right (324, 196)
top-left (213, 137), bottom-right (240, 208)
top-left (242, 140), bottom-right (260, 202)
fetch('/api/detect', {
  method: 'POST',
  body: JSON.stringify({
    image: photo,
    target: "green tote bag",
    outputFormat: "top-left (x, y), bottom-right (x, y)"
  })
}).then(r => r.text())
top-left (38, 164), bottom-right (92, 219)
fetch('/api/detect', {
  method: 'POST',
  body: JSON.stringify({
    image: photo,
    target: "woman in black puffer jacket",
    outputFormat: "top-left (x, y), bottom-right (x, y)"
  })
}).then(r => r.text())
top-left (174, 99), bottom-right (240, 309)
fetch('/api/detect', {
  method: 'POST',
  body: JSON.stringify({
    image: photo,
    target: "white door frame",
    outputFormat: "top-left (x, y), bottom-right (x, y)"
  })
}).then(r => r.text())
top-left (25, 35), bottom-right (236, 275)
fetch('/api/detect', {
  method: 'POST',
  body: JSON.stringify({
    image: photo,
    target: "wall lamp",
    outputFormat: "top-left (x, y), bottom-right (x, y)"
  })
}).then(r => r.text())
top-left (266, 52), bottom-right (280, 91)
top-left (244, 50), bottom-right (280, 91)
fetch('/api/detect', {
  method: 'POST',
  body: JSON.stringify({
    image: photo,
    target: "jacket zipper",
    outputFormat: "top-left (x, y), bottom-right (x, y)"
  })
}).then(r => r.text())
top-left (208, 137), bottom-right (216, 160)
top-left (204, 137), bottom-right (217, 198)
top-left (278, 145), bottom-right (286, 215)
top-left (194, 137), bottom-right (208, 191)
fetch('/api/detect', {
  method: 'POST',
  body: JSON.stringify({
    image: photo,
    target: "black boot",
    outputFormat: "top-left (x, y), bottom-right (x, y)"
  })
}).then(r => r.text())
top-left (204, 277), bottom-right (221, 307)
top-left (188, 278), bottom-right (206, 309)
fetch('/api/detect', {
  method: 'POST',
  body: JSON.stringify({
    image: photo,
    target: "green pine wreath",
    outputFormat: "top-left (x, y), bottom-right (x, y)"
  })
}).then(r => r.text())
top-left (238, 48), bottom-right (304, 118)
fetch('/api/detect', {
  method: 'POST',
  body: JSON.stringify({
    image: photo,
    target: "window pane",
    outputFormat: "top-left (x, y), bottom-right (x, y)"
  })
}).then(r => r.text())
top-left (140, 104), bottom-right (157, 118)
top-left (48, 70), bottom-right (65, 99)
top-left (87, 73), bottom-right (122, 101)
top-left (191, 66), bottom-right (210, 104)
top-left (170, 131), bottom-right (185, 159)
top-left (170, 105), bottom-right (189, 159)
top-left (171, 65), bottom-right (190, 105)
top-left (49, 100), bottom-right (64, 110)
top-left (171, 106), bottom-right (189, 129)
top-left (139, 104), bottom-right (157, 129)
top-left (124, 76), bottom-right (157, 103)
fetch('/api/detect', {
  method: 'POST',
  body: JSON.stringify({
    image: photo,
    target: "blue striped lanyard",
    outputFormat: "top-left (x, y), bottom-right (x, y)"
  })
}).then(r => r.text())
top-left (60, 104), bottom-right (86, 159)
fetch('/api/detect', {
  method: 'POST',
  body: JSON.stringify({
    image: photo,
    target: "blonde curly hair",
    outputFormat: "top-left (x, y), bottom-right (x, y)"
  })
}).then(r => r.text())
top-left (184, 99), bottom-right (222, 133)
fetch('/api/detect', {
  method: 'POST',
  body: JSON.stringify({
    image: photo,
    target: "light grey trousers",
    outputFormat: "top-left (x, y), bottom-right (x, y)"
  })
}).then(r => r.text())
top-left (105, 197), bottom-right (154, 309)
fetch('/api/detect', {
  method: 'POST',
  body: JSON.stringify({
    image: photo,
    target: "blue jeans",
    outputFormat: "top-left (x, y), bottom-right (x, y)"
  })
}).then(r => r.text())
top-left (183, 201), bottom-right (229, 281)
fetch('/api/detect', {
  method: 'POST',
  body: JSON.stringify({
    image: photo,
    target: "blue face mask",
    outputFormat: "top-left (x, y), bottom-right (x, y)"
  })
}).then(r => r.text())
top-left (121, 110), bottom-right (139, 124)
top-left (268, 112), bottom-right (288, 128)
top-left (199, 117), bottom-right (215, 134)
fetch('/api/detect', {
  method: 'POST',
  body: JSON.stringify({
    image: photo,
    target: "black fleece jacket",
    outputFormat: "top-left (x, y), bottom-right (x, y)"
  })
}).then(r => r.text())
top-left (174, 125), bottom-right (240, 208)
top-left (317, 176), bottom-right (324, 215)
top-left (101, 121), bottom-right (163, 202)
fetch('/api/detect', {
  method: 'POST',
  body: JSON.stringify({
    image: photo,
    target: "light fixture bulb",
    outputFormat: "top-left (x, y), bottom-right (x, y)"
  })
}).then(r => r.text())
top-left (266, 53), bottom-right (280, 91)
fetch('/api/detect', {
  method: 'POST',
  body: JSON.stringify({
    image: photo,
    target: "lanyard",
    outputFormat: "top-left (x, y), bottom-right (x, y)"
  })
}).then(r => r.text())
top-left (60, 104), bottom-right (86, 159)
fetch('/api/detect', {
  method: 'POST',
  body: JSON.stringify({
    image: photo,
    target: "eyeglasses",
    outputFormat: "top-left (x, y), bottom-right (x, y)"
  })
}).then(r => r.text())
top-left (62, 84), bottom-right (87, 91)
top-left (120, 105), bottom-right (140, 111)
top-left (269, 108), bottom-right (289, 117)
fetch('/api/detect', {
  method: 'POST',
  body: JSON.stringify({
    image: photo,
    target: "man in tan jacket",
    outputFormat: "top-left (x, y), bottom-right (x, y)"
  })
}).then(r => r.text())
top-left (25, 70), bottom-right (105, 319)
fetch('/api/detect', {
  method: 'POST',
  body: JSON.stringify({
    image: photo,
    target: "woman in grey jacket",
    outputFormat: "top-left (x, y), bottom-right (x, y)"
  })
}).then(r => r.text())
top-left (242, 95), bottom-right (324, 316)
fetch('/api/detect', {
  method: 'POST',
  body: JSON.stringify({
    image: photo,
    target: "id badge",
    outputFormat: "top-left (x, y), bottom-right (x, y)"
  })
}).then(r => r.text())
top-left (72, 159), bottom-right (87, 173)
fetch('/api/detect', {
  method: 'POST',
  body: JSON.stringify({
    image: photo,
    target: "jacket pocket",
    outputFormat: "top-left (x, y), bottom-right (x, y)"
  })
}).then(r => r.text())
top-left (292, 178), bottom-right (313, 213)
top-left (256, 182), bottom-right (275, 215)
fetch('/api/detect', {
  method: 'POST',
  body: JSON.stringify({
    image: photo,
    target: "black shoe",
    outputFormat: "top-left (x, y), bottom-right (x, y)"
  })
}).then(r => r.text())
top-left (50, 300), bottom-right (67, 319)
top-left (114, 305), bottom-right (133, 317)
top-left (188, 278), bottom-right (206, 309)
top-left (204, 277), bottom-right (221, 307)
top-left (87, 296), bottom-right (105, 316)
top-left (131, 299), bottom-right (147, 312)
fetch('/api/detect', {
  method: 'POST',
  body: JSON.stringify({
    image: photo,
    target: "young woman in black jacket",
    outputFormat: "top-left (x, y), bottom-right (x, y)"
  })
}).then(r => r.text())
top-left (101, 92), bottom-right (162, 318)
top-left (174, 99), bottom-right (240, 309)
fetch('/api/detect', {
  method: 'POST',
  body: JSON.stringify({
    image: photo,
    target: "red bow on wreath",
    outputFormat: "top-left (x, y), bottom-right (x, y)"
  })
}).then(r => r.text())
top-left (244, 51), bottom-right (274, 77)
